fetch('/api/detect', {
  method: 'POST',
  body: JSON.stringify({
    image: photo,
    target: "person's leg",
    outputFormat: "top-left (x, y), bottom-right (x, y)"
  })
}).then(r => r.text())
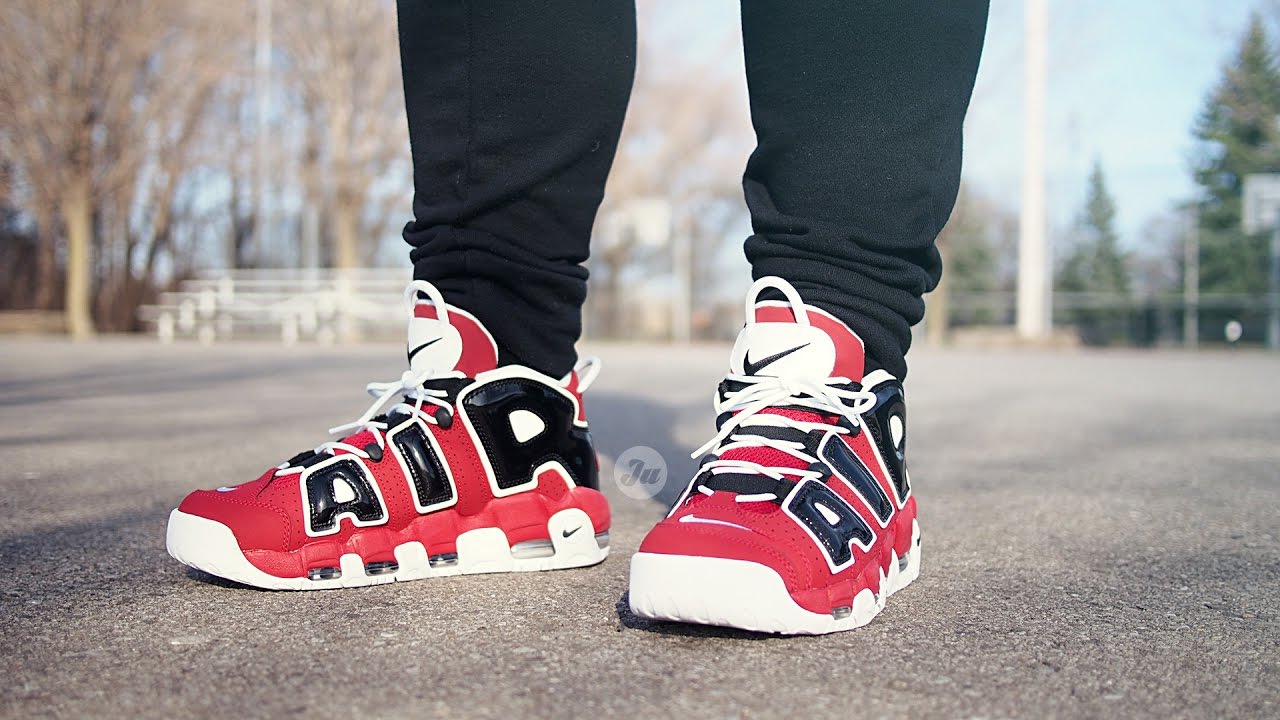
top-left (629, 2), bottom-right (988, 634)
top-left (397, 0), bottom-right (636, 378)
top-left (739, 0), bottom-right (989, 379)
top-left (168, 2), bottom-right (631, 591)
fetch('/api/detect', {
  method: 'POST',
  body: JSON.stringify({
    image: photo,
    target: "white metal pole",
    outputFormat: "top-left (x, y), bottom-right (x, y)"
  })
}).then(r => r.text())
top-left (1017, 0), bottom-right (1050, 339)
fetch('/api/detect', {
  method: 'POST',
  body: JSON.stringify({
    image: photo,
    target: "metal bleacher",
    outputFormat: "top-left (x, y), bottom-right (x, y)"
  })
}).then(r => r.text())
top-left (138, 269), bottom-right (411, 344)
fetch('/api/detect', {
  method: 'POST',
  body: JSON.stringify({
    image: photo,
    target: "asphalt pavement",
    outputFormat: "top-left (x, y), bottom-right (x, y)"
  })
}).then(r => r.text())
top-left (1, 338), bottom-right (1277, 719)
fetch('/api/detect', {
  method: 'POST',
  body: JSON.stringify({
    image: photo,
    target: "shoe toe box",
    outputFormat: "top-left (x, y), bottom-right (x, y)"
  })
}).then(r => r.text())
top-left (638, 500), bottom-right (809, 592)
top-left (177, 479), bottom-right (295, 554)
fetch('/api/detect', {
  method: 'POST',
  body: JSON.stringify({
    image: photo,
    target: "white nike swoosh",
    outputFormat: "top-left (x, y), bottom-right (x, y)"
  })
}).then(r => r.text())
top-left (216, 486), bottom-right (237, 492)
top-left (678, 515), bottom-right (752, 532)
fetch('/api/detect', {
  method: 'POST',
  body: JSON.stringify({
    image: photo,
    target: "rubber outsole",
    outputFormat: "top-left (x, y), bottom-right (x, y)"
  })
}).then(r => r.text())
top-left (627, 519), bottom-right (921, 635)
top-left (166, 507), bottom-right (609, 590)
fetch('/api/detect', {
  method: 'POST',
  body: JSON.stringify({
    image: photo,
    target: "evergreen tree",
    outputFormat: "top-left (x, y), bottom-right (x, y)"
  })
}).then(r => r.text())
top-left (1090, 171), bottom-right (1129, 299)
top-left (934, 184), bottom-right (1003, 329)
top-left (1058, 160), bottom-right (1131, 343)
top-left (946, 188), bottom-right (1000, 296)
top-left (1191, 13), bottom-right (1280, 295)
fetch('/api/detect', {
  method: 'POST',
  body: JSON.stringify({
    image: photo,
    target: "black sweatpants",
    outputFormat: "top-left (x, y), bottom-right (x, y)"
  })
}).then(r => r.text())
top-left (398, 1), bottom-right (988, 380)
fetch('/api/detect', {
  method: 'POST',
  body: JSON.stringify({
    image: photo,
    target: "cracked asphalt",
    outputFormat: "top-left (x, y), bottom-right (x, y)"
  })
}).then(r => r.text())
top-left (1, 338), bottom-right (1277, 719)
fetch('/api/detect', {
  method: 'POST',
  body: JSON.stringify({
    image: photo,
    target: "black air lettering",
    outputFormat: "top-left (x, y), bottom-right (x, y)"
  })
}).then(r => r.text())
top-left (304, 458), bottom-right (386, 535)
top-left (391, 422), bottom-right (455, 510)
top-left (462, 378), bottom-right (598, 491)
top-left (822, 436), bottom-right (894, 524)
top-left (787, 479), bottom-right (873, 569)
top-left (865, 383), bottom-right (909, 502)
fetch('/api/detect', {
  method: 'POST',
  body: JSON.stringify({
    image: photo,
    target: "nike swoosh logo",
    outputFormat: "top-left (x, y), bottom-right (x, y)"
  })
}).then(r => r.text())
top-left (678, 515), bottom-right (752, 532)
top-left (407, 337), bottom-right (442, 364)
top-left (743, 342), bottom-right (811, 375)
top-left (562, 526), bottom-right (582, 538)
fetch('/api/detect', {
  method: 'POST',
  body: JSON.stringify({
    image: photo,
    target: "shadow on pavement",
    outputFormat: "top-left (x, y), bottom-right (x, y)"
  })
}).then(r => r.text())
top-left (612, 591), bottom-right (784, 641)
top-left (584, 390), bottom-right (703, 509)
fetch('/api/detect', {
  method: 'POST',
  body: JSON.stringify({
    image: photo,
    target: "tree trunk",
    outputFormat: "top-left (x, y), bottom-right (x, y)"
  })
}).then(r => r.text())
top-left (34, 201), bottom-right (59, 310)
top-left (601, 254), bottom-right (624, 339)
top-left (332, 197), bottom-right (360, 270)
top-left (331, 198), bottom-right (361, 342)
top-left (61, 174), bottom-right (95, 339)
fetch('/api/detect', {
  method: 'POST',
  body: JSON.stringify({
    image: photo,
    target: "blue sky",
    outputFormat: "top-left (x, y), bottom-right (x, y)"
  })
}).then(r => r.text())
top-left (965, 0), bottom-right (1261, 248)
top-left (667, 0), bottom-right (1264, 252)
top-left (368, 1), bottom-right (1265, 282)
top-left (633, 0), bottom-right (1268, 307)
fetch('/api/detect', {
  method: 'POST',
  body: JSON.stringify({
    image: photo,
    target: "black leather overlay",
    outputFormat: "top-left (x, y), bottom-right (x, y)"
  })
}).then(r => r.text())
top-left (304, 457), bottom-right (386, 534)
top-left (461, 377), bottom-right (598, 491)
top-left (821, 435), bottom-right (894, 524)
top-left (862, 381), bottom-right (909, 502)
top-left (391, 422), bottom-right (454, 509)
top-left (786, 479), bottom-right (873, 568)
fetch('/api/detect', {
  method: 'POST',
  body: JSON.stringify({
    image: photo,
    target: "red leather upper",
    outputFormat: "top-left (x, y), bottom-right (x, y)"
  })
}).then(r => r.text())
top-left (177, 298), bottom-right (608, 579)
top-left (638, 299), bottom-right (914, 615)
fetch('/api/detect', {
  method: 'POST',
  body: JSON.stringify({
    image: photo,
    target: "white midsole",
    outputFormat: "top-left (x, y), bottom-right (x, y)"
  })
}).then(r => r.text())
top-left (166, 507), bottom-right (608, 590)
top-left (627, 518), bottom-right (921, 635)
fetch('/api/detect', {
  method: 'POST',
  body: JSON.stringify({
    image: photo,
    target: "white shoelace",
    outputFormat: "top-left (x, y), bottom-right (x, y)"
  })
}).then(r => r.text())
top-left (274, 281), bottom-right (464, 477)
top-left (689, 373), bottom-right (878, 503)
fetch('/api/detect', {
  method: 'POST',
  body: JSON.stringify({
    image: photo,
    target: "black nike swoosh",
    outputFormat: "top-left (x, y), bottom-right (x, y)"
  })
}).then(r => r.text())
top-left (743, 342), bottom-right (811, 375)
top-left (407, 337), bottom-right (442, 363)
top-left (562, 526), bottom-right (582, 538)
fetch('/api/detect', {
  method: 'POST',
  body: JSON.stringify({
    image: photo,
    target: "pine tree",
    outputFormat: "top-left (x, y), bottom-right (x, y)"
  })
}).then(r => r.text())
top-left (946, 188), bottom-right (1000, 295)
top-left (1191, 13), bottom-right (1280, 295)
top-left (941, 186), bottom-right (1001, 326)
top-left (1085, 161), bottom-right (1129, 297)
top-left (1058, 160), bottom-right (1131, 343)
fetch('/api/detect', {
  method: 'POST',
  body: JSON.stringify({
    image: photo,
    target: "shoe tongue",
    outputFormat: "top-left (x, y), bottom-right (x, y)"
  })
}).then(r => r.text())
top-left (728, 303), bottom-right (866, 382)
top-left (407, 302), bottom-right (498, 377)
top-left (713, 284), bottom-right (870, 488)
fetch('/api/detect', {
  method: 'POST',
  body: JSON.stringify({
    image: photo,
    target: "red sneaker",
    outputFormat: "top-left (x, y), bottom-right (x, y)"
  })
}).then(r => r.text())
top-left (628, 277), bottom-right (918, 634)
top-left (167, 281), bottom-right (610, 589)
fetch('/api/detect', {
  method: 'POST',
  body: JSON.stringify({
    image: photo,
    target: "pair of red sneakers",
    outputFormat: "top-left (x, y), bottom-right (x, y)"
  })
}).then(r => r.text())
top-left (167, 277), bottom-right (918, 635)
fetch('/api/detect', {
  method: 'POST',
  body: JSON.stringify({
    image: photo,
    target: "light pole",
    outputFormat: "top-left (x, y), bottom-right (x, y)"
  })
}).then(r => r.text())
top-left (1017, 0), bottom-right (1051, 340)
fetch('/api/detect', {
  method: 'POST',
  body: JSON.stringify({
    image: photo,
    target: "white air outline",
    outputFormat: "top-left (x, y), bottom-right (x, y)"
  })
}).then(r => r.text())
top-left (456, 365), bottom-right (586, 499)
top-left (782, 477), bottom-right (875, 575)
top-left (299, 453), bottom-right (389, 538)
top-left (385, 415), bottom-right (460, 516)
top-left (817, 433), bottom-right (894, 530)
top-left (859, 378), bottom-right (912, 509)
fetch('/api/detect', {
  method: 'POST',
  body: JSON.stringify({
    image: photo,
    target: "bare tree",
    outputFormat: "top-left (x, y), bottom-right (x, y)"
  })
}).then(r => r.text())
top-left (279, 0), bottom-right (408, 270)
top-left (0, 1), bottom-right (245, 335)
top-left (0, 0), bottom-right (761, 341)
top-left (593, 2), bottom-right (754, 338)
top-left (0, 1), bottom-right (95, 334)
top-left (97, 4), bottom-right (246, 329)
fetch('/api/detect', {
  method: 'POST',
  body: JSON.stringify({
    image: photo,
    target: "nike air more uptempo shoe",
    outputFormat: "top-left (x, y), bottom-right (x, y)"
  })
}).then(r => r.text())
top-left (628, 277), bottom-right (918, 634)
top-left (167, 281), bottom-right (610, 589)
